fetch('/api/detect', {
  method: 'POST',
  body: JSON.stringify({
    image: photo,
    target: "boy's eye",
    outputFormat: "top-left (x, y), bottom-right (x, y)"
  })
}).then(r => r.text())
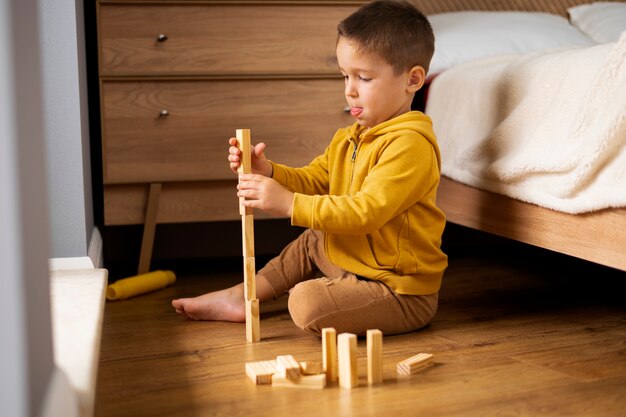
top-left (359, 76), bottom-right (371, 82)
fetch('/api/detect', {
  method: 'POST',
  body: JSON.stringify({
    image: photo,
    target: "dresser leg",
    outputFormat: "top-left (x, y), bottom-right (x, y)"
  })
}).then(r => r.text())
top-left (138, 183), bottom-right (162, 275)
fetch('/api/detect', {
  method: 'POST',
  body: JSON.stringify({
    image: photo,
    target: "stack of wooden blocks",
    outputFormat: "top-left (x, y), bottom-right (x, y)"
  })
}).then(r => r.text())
top-left (236, 129), bottom-right (260, 343)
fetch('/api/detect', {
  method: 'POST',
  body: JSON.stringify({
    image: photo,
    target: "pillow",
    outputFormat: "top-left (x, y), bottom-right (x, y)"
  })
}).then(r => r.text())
top-left (427, 11), bottom-right (596, 79)
top-left (568, 2), bottom-right (626, 43)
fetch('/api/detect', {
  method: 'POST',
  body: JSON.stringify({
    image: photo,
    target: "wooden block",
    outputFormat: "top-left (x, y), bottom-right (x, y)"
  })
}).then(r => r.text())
top-left (276, 355), bottom-right (301, 381)
top-left (299, 361), bottom-right (324, 375)
top-left (322, 327), bottom-right (337, 382)
top-left (245, 298), bottom-right (260, 343)
top-left (367, 329), bottom-right (383, 384)
top-left (236, 129), bottom-right (252, 216)
top-left (397, 353), bottom-right (434, 376)
top-left (337, 333), bottom-right (358, 388)
top-left (245, 359), bottom-right (277, 385)
top-left (272, 373), bottom-right (326, 389)
top-left (241, 214), bottom-right (255, 258)
top-left (243, 257), bottom-right (255, 301)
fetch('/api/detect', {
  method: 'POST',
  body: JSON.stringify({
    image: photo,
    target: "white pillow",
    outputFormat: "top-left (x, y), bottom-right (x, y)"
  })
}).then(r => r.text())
top-left (427, 11), bottom-right (596, 78)
top-left (568, 2), bottom-right (626, 43)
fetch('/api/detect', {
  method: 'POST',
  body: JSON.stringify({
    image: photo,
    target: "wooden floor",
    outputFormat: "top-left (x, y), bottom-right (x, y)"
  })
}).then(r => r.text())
top-left (94, 226), bottom-right (626, 417)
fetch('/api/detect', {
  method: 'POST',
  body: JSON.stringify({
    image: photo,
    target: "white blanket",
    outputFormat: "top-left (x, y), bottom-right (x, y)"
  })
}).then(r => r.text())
top-left (426, 33), bottom-right (626, 214)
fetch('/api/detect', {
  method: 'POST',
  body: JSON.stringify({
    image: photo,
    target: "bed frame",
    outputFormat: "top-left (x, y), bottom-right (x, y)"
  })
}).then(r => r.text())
top-left (412, 0), bottom-right (626, 272)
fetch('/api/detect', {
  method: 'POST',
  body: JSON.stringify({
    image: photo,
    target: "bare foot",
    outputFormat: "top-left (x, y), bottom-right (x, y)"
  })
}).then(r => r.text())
top-left (172, 284), bottom-right (245, 322)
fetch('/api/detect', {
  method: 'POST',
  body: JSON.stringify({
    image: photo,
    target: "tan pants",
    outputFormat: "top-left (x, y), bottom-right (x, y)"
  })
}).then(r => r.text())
top-left (258, 229), bottom-right (439, 336)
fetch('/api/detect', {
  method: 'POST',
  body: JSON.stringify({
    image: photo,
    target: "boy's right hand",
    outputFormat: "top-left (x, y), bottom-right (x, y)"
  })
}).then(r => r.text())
top-left (228, 137), bottom-right (273, 177)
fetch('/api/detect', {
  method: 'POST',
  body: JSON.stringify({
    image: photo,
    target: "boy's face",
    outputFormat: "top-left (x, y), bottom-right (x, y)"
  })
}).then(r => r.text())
top-left (336, 36), bottom-right (420, 128)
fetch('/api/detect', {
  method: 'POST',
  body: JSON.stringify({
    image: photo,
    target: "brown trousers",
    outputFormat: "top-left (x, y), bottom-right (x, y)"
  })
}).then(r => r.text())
top-left (258, 229), bottom-right (439, 336)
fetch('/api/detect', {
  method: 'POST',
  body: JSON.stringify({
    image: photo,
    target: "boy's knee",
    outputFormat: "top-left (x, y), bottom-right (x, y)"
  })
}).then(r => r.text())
top-left (287, 280), bottom-right (331, 336)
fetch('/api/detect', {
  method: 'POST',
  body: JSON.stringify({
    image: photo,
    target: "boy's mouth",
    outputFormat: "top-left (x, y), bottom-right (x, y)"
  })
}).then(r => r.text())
top-left (350, 107), bottom-right (363, 117)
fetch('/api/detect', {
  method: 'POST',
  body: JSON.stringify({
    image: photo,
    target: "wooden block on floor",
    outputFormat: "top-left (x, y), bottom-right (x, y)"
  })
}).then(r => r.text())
top-left (299, 361), bottom-right (323, 375)
top-left (245, 359), bottom-right (277, 385)
top-left (397, 353), bottom-right (434, 376)
top-left (276, 354), bottom-right (301, 381)
top-left (338, 332), bottom-right (358, 388)
top-left (245, 298), bottom-right (260, 343)
top-left (367, 329), bottom-right (383, 384)
top-left (272, 373), bottom-right (326, 389)
top-left (322, 327), bottom-right (337, 382)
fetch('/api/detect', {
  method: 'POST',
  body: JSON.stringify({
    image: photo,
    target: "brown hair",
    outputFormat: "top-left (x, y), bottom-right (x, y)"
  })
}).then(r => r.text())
top-left (337, 0), bottom-right (435, 74)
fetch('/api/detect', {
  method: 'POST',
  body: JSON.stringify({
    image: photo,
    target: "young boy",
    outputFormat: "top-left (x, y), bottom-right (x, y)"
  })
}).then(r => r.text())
top-left (172, 0), bottom-right (447, 336)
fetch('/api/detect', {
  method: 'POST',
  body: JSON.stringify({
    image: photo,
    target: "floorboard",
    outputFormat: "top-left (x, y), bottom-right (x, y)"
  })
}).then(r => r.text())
top-left (94, 226), bottom-right (626, 417)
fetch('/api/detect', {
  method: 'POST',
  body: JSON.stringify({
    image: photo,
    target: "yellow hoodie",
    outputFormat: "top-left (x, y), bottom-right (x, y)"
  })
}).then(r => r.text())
top-left (271, 111), bottom-right (447, 295)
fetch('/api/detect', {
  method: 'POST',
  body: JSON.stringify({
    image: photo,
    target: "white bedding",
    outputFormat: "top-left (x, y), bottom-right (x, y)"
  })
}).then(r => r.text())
top-left (426, 33), bottom-right (626, 214)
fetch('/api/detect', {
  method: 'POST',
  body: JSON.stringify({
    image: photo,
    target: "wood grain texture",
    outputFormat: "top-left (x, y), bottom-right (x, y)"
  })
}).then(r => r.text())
top-left (322, 327), bottom-right (338, 383)
top-left (94, 238), bottom-right (626, 416)
top-left (436, 176), bottom-right (626, 272)
top-left (98, 3), bottom-right (359, 76)
top-left (337, 333), bottom-right (358, 389)
top-left (366, 329), bottom-right (383, 384)
top-left (137, 182), bottom-right (161, 274)
top-left (100, 79), bottom-right (351, 184)
top-left (103, 181), bottom-right (282, 225)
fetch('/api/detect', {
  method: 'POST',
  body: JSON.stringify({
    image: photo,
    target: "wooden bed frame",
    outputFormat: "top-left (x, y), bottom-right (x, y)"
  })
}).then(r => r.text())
top-left (412, 0), bottom-right (626, 272)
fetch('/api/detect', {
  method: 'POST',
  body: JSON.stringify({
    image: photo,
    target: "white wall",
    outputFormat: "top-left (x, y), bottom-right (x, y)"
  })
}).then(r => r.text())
top-left (39, 0), bottom-right (95, 259)
top-left (0, 1), bottom-right (55, 416)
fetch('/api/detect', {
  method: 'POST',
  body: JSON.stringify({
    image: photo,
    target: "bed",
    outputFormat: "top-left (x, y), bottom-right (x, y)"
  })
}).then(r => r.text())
top-left (412, 0), bottom-right (626, 272)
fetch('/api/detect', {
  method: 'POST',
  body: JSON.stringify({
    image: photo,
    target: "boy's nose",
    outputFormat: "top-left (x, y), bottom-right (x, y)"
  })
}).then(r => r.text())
top-left (345, 81), bottom-right (357, 97)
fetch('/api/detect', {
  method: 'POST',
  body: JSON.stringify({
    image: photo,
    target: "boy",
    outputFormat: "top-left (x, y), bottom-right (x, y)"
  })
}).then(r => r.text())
top-left (172, 0), bottom-right (447, 336)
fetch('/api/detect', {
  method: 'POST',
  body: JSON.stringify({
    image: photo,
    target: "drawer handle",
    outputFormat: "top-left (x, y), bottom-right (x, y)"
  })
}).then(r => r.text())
top-left (157, 33), bottom-right (168, 42)
top-left (343, 106), bottom-right (351, 113)
top-left (159, 110), bottom-right (169, 119)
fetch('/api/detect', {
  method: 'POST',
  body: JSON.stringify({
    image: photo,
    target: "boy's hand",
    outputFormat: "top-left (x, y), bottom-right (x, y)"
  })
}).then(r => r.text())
top-left (237, 174), bottom-right (293, 218)
top-left (228, 137), bottom-right (273, 177)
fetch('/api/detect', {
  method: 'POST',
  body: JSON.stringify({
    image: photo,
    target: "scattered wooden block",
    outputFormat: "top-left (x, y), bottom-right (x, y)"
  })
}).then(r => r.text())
top-left (367, 329), bottom-right (383, 384)
top-left (299, 361), bottom-right (324, 375)
top-left (322, 327), bottom-right (337, 382)
top-left (397, 353), bottom-right (434, 376)
top-left (272, 373), bottom-right (326, 389)
top-left (338, 333), bottom-right (358, 388)
top-left (276, 355), bottom-right (301, 381)
top-left (245, 359), bottom-right (277, 385)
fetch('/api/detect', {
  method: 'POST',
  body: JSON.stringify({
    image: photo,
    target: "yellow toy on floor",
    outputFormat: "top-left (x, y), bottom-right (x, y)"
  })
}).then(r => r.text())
top-left (106, 270), bottom-right (176, 301)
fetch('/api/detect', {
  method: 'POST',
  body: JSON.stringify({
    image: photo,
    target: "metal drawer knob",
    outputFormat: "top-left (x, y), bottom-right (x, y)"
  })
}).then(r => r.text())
top-left (157, 33), bottom-right (168, 42)
top-left (159, 110), bottom-right (169, 119)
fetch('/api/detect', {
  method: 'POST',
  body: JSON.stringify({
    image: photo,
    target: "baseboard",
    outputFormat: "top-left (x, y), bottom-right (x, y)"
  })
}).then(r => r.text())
top-left (87, 226), bottom-right (103, 269)
top-left (48, 227), bottom-right (104, 271)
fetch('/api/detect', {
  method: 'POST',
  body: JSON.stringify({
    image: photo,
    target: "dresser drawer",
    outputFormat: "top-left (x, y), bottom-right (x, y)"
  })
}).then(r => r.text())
top-left (101, 78), bottom-right (353, 184)
top-left (103, 181), bottom-right (281, 225)
top-left (98, 3), bottom-right (359, 76)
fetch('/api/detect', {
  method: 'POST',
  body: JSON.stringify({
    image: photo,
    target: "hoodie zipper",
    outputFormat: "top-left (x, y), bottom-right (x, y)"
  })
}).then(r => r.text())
top-left (348, 139), bottom-right (358, 194)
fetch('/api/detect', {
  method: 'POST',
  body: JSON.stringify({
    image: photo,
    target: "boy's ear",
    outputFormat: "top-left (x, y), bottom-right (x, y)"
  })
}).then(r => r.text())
top-left (407, 65), bottom-right (426, 93)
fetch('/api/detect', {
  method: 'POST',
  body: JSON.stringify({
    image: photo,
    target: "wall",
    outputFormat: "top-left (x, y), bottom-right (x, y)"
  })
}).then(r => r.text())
top-left (39, 0), bottom-right (95, 260)
top-left (0, 1), bottom-right (55, 416)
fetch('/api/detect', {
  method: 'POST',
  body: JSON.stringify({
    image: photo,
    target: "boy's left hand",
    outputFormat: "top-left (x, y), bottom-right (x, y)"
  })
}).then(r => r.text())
top-left (237, 174), bottom-right (293, 218)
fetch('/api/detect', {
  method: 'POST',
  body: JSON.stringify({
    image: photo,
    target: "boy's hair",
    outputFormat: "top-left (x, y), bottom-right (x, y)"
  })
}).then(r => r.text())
top-left (337, 0), bottom-right (435, 75)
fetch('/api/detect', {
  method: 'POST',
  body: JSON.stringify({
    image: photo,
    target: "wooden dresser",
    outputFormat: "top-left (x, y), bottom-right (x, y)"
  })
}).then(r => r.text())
top-left (96, 1), bottom-right (360, 271)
